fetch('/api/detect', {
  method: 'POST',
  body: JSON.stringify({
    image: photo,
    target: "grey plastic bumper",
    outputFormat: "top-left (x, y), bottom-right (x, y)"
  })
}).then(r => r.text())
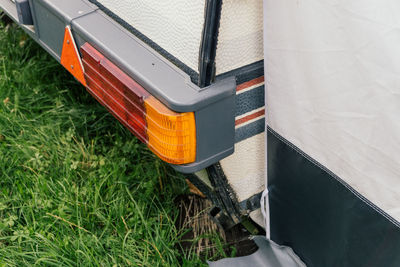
top-left (0, 0), bottom-right (236, 173)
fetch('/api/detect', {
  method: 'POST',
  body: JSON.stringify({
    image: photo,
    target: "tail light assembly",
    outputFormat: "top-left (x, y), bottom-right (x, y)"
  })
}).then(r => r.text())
top-left (59, 22), bottom-right (235, 173)
top-left (80, 43), bottom-right (196, 165)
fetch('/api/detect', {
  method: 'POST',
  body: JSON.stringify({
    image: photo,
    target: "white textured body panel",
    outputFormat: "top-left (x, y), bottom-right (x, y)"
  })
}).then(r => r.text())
top-left (216, 0), bottom-right (264, 75)
top-left (266, 0), bottom-right (400, 221)
top-left (220, 133), bottom-right (265, 202)
top-left (96, 0), bottom-right (205, 72)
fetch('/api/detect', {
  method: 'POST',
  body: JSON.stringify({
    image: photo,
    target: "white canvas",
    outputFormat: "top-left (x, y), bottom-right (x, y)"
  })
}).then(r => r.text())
top-left (265, 0), bottom-right (400, 221)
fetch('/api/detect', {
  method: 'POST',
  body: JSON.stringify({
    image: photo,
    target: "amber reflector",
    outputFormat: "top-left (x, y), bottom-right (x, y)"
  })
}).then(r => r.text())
top-left (60, 26), bottom-right (87, 87)
top-left (80, 43), bottom-right (196, 164)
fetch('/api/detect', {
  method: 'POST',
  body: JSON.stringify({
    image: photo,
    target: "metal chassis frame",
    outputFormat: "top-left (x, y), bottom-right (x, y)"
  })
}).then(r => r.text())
top-left (0, 0), bottom-right (236, 173)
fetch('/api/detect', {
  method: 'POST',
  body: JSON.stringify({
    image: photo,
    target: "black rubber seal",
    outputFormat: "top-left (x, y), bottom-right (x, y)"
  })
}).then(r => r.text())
top-left (198, 0), bottom-right (222, 87)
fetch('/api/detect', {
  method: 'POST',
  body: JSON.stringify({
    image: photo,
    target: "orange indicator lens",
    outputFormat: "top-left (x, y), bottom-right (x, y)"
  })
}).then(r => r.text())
top-left (145, 96), bottom-right (196, 164)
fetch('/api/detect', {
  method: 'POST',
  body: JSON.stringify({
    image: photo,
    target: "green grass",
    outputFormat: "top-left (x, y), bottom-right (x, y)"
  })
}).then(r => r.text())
top-left (0, 19), bottom-right (220, 266)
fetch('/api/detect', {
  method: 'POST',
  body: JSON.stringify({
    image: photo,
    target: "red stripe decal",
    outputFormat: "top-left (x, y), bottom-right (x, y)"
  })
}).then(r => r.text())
top-left (237, 76), bottom-right (265, 92)
top-left (235, 109), bottom-right (265, 126)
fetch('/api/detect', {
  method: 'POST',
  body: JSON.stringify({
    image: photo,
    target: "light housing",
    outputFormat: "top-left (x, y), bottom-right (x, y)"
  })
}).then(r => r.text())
top-left (80, 43), bottom-right (196, 164)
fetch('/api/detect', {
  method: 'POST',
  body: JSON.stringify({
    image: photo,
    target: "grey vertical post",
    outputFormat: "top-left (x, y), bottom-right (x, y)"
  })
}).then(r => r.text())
top-left (15, 0), bottom-right (33, 25)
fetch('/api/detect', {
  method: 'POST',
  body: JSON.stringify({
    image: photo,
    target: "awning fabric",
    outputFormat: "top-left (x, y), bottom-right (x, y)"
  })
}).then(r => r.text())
top-left (265, 0), bottom-right (400, 266)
